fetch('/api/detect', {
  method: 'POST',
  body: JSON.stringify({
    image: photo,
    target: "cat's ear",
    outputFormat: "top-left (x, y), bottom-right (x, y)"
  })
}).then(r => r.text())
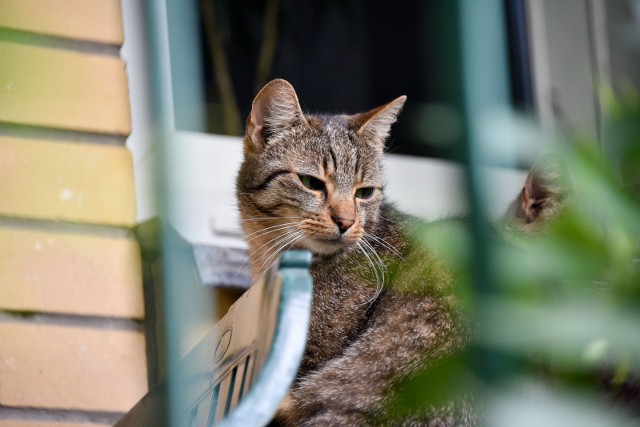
top-left (517, 153), bottom-right (568, 222)
top-left (245, 79), bottom-right (308, 153)
top-left (351, 96), bottom-right (407, 151)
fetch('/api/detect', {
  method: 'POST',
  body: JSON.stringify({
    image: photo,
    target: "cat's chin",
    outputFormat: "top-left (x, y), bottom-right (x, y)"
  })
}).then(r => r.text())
top-left (300, 236), bottom-right (354, 255)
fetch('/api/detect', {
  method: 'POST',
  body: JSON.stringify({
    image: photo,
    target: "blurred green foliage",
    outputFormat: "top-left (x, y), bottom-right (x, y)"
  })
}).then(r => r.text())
top-left (391, 89), bottom-right (640, 425)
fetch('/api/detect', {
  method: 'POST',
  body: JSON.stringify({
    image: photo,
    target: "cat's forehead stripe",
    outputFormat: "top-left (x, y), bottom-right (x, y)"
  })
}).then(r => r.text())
top-left (315, 126), bottom-right (355, 186)
top-left (328, 145), bottom-right (338, 172)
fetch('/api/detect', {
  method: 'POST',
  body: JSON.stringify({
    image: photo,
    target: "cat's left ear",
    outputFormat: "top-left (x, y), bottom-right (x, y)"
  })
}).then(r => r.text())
top-left (351, 96), bottom-right (407, 151)
top-left (517, 153), bottom-right (568, 222)
top-left (245, 79), bottom-right (308, 154)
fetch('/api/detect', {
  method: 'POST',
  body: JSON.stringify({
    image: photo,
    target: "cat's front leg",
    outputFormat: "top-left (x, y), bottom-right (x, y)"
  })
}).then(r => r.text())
top-left (282, 362), bottom-right (381, 426)
top-left (272, 392), bottom-right (293, 425)
top-left (278, 386), bottom-right (369, 426)
top-left (297, 409), bottom-right (369, 427)
top-left (275, 391), bottom-right (361, 426)
top-left (281, 291), bottom-right (465, 426)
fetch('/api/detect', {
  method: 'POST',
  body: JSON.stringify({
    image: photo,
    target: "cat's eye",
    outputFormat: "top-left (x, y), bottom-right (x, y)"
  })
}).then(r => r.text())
top-left (299, 175), bottom-right (325, 191)
top-left (355, 187), bottom-right (375, 199)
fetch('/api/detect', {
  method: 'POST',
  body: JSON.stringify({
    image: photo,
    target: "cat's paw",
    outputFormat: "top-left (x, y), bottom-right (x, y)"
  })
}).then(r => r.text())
top-left (298, 410), bottom-right (367, 427)
top-left (275, 392), bottom-right (294, 420)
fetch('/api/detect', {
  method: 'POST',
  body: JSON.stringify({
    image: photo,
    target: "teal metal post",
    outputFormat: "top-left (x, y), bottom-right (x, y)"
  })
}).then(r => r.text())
top-left (458, 0), bottom-right (512, 386)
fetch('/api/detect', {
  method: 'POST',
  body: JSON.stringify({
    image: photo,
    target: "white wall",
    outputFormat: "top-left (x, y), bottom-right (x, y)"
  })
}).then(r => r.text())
top-left (161, 132), bottom-right (526, 246)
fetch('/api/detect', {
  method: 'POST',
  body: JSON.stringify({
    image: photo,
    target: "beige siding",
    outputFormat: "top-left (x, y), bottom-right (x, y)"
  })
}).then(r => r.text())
top-left (0, 41), bottom-right (131, 135)
top-left (0, 136), bottom-right (136, 227)
top-left (0, 322), bottom-right (147, 412)
top-left (0, 0), bottom-right (148, 421)
top-left (0, 227), bottom-right (144, 319)
top-left (0, 0), bottom-right (123, 44)
top-left (0, 422), bottom-right (110, 427)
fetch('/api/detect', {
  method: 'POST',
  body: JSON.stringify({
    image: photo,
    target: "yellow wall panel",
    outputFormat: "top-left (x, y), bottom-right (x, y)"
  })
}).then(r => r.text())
top-left (0, 422), bottom-right (109, 427)
top-left (0, 322), bottom-right (147, 412)
top-left (0, 226), bottom-right (144, 319)
top-left (0, 136), bottom-right (137, 227)
top-left (0, 41), bottom-right (131, 135)
top-left (0, 0), bottom-right (123, 45)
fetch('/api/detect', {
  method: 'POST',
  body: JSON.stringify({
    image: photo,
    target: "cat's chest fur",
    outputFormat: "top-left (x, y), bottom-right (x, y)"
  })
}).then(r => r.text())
top-left (297, 205), bottom-right (408, 376)
top-left (301, 255), bottom-right (382, 375)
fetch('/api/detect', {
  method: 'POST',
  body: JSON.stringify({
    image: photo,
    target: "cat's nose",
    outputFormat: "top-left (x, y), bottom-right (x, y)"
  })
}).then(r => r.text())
top-left (332, 216), bottom-right (355, 234)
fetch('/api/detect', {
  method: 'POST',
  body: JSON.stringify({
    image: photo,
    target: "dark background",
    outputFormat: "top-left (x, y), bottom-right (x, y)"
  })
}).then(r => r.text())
top-left (197, 0), bottom-right (532, 159)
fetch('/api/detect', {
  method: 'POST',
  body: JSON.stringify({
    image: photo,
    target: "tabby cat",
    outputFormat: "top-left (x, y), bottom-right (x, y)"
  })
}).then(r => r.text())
top-left (235, 79), bottom-right (557, 426)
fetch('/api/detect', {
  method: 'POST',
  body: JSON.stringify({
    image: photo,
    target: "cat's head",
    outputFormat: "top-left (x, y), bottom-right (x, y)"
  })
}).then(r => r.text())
top-left (236, 79), bottom-right (406, 274)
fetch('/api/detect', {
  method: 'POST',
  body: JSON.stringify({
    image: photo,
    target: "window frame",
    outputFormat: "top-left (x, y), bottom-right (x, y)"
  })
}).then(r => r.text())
top-left (123, 0), bottom-right (627, 247)
top-left (123, 0), bottom-right (541, 247)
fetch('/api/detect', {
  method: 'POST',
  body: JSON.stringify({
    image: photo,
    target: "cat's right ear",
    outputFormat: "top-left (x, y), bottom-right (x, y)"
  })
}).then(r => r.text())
top-left (351, 96), bottom-right (407, 152)
top-left (517, 153), bottom-right (568, 223)
top-left (245, 79), bottom-right (308, 154)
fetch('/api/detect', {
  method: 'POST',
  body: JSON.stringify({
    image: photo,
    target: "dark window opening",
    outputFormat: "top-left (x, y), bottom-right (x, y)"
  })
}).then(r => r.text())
top-left (180, 0), bottom-right (532, 159)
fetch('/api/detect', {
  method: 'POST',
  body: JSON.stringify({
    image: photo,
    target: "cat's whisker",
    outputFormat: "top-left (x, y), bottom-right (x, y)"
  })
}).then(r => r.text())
top-left (256, 230), bottom-right (306, 275)
top-left (232, 226), bottom-right (298, 281)
top-left (364, 232), bottom-right (404, 259)
top-left (244, 224), bottom-right (297, 238)
top-left (233, 227), bottom-right (297, 281)
top-left (355, 241), bottom-right (384, 308)
top-left (361, 238), bottom-right (387, 284)
top-left (244, 222), bottom-right (300, 242)
top-left (266, 232), bottom-right (307, 272)
top-left (254, 233), bottom-right (296, 274)
top-left (355, 242), bottom-right (376, 284)
top-left (251, 232), bottom-right (295, 276)
top-left (356, 246), bottom-right (381, 308)
top-left (249, 228), bottom-right (298, 261)
top-left (240, 216), bottom-right (304, 222)
top-left (359, 239), bottom-right (387, 307)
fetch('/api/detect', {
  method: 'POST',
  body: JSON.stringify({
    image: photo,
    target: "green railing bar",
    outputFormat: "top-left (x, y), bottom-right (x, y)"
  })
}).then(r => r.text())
top-left (145, 0), bottom-right (185, 425)
top-left (459, 0), bottom-right (512, 388)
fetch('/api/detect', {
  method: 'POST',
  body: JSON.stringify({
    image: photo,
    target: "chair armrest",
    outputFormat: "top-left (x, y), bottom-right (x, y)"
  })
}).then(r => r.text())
top-left (218, 251), bottom-right (313, 427)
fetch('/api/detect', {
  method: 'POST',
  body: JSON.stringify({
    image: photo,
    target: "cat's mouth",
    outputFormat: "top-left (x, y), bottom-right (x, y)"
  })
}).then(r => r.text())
top-left (300, 235), bottom-right (357, 255)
